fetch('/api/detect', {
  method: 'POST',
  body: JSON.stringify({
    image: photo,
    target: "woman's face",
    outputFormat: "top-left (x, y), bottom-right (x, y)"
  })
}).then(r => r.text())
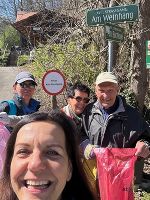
top-left (68, 89), bottom-right (89, 115)
top-left (10, 121), bottom-right (72, 200)
top-left (13, 81), bottom-right (36, 104)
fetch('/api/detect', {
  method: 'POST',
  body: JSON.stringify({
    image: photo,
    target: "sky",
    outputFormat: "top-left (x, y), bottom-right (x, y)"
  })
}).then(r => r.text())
top-left (0, 0), bottom-right (18, 22)
top-left (0, 0), bottom-right (63, 22)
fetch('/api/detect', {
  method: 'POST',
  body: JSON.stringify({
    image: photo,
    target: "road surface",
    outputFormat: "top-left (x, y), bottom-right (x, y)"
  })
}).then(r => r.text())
top-left (0, 66), bottom-right (23, 101)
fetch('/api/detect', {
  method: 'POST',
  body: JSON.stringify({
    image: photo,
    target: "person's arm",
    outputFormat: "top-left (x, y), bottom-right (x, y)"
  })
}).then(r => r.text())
top-left (80, 105), bottom-right (98, 159)
top-left (135, 120), bottom-right (150, 158)
top-left (0, 112), bottom-right (25, 127)
top-left (0, 102), bottom-right (10, 113)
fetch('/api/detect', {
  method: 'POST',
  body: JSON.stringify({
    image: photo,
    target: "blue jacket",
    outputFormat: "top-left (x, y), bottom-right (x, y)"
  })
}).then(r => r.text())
top-left (0, 94), bottom-right (40, 116)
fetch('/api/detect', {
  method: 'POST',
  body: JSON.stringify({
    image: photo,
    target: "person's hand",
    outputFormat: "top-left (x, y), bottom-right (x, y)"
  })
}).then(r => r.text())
top-left (0, 112), bottom-right (10, 125)
top-left (135, 141), bottom-right (150, 158)
top-left (80, 139), bottom-right (98, 159)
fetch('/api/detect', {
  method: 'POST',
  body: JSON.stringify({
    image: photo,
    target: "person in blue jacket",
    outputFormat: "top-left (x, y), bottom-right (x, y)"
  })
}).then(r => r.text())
top-left (0, 71), bottom-right (40, 131)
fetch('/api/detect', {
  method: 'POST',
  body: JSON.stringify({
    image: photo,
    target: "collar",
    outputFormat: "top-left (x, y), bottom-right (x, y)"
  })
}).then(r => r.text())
top-left (63, 105), bottom-right (82, 121)
top-left (93, 96), bottom-right (125, 114)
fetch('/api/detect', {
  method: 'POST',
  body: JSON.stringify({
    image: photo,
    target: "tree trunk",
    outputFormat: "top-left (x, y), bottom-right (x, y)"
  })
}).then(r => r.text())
top-left (130, 0), bottom-right (150, 112)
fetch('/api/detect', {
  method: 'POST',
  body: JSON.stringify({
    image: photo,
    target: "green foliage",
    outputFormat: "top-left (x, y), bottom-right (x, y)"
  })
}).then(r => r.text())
top-left (32, 41), bottom-right (101, 89)
top-left (0, 25), bottom-right (20, 49)
top-left (0, 49), bottom-right (10, 66)
top-left (17, 54), bottom-right (29, 66)
top-left (120, 89), bottom-right (138, 108)
top-left (135, 191), bottom-right (150, 200)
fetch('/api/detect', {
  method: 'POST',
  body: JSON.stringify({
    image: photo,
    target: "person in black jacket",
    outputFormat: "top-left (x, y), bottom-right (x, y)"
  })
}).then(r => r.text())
top-left (81, 72), bottom-right (150, 190)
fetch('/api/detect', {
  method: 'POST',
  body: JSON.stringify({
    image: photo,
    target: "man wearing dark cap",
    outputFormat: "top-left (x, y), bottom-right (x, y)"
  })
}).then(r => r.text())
top-left (81, 72), bottom-right (150, 192)
top-left (0, 71), bottom-right (40, 128)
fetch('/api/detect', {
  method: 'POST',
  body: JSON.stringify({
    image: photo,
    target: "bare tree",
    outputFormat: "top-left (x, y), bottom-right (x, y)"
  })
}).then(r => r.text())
top-left (130, 0), bottom-right (150, 112)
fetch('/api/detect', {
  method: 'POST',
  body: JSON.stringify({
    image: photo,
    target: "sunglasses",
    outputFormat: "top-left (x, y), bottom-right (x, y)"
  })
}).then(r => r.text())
top-left (19, 82), bottom-right (36, 89)
top-left (73, 96), bottom-right (90, 104)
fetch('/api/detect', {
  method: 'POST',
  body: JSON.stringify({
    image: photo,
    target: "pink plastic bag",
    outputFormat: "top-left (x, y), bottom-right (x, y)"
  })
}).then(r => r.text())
top-left (94, 148), bottom-right (137, 200)
top-left (0, 123), bottom-right (10, 176)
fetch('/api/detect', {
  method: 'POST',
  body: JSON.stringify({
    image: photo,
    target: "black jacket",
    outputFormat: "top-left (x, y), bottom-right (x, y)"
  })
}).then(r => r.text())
top-left (82, 96), bottom-right (150, 147)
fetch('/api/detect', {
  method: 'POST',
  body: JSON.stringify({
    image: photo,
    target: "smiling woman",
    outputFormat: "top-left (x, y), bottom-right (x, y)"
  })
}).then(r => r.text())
top-left (0, 111), bottom-right (96, 200)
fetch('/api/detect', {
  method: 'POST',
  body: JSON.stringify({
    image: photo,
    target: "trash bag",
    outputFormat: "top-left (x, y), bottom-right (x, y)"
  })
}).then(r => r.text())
top-left (94, 148), bottom-right (137, 200)
top-left (82, 157), bottom-right (98, 195)
top-left (0, 123), bottom-right (10, 176)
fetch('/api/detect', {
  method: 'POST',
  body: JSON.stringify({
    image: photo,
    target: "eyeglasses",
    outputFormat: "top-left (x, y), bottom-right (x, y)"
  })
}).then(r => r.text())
top-left (73, 96), bottom-right (90, 104)
top-left (19, 82), bottom-right (36, 89)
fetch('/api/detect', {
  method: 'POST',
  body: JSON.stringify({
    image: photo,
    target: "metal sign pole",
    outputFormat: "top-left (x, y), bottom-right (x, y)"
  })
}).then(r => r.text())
top-left (108, 1), bottom-right (113, 73)
top-left (108, 41), bottom-right (113, 72)
top-left (86, 4), bottom-right (139, 72)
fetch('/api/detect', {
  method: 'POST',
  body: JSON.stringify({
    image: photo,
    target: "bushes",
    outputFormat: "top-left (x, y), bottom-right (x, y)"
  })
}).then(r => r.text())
top-left (31, 41), bottom-right (101, 89)
top-left (17, 54), bottom-right (29, 66)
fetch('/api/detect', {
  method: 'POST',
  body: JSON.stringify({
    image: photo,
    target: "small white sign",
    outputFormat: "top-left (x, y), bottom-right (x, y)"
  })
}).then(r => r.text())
top-left (42, 70), bottom-right (66, 95)
top-left (45, 0), bottom-right (63, 10)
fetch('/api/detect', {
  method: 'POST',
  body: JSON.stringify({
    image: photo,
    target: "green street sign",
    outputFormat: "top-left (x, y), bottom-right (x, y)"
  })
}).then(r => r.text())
top-left (104, 24), bottom-right (124, 42)
top-left (86, 4), bottom-right (139, 26)
top-left (146, 40), bottom-right (150, 69)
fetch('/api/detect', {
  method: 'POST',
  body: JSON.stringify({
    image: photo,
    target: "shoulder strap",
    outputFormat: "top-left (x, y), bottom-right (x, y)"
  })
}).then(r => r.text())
top-left (1, 100), bottom-right (17, 115)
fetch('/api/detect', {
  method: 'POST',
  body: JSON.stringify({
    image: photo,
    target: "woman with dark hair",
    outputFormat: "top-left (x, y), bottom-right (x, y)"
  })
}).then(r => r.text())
top-left (0, 111), bottom-right (96, 200)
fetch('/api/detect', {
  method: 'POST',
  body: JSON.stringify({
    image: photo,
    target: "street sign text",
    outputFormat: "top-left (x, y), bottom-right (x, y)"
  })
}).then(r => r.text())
top-left (87, 4), bottom-right (139, 26)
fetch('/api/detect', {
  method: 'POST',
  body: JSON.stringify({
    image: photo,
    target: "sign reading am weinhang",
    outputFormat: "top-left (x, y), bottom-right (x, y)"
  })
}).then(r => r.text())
top-left (86, 4), bottom-right (139, 26)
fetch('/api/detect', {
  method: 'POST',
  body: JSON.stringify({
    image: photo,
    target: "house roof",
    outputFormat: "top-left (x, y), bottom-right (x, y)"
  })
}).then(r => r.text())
top-left (16, 11), bottom-right (38, 22)
top-left (12, 10), bottom-right (76, 46)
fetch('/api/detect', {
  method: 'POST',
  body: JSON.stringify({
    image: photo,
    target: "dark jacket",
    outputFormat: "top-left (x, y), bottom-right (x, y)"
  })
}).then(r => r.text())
top-left (62, 105), bottom-right (84, 142)
top-left (82, 96), bottom-right (150, 147)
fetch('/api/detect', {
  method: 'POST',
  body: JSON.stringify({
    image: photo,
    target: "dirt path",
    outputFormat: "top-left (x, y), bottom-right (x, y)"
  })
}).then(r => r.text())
top-left (0, 66), bottom-right (23, 101)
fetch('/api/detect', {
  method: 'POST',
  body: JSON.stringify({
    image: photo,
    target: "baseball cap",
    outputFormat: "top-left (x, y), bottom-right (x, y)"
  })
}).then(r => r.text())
top-left (15, 71), bottom-right (37, 85)
top-left (95, 72), bottom-right (118, 85)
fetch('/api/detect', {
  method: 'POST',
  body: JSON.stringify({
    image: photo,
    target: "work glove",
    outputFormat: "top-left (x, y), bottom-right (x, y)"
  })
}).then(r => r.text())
top-left (80, 139), bottom-right (98, 159)
top-left (0, 112), bottom-right (10, 125)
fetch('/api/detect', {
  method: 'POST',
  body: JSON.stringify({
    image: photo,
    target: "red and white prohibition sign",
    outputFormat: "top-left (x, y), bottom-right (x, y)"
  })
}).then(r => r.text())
top-left (42, 70), bottom-right (66, 95)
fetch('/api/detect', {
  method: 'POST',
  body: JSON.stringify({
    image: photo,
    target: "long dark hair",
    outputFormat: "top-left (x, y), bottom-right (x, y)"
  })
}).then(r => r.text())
top-left (0, 110), bottom-right (96, 200)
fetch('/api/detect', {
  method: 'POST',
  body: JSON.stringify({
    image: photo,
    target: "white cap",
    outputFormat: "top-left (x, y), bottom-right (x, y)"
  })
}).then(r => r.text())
top-left (95, 72), bottom-right (118, 85)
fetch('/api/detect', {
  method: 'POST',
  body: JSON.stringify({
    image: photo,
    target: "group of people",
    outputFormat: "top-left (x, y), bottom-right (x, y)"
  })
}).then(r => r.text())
top-left (0, 70), bottom-right (150, 200)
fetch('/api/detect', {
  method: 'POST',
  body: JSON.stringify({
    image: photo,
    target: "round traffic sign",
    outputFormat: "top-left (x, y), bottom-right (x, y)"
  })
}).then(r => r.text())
top-left (42, 70), bottom-right (66, 95)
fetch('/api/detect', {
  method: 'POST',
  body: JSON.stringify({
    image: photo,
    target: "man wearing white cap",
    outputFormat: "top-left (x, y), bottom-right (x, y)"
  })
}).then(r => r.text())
top-left (81, 72), bottom-right (150, 190)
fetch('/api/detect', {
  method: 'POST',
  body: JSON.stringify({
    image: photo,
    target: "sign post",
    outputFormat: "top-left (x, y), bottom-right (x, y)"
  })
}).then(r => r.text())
top-left (42, 69), bottom-right (66, 95)
top-left (105, 24), bottom-right (124, 71)
top-left (86, 4), bottom-right (139, 26)
top-left (86, 4), bottom-right (139, 72)
top-left (104, 23), bottom-right (124, 42)
top-left (42, 70), bottom-right (66, 109)
top-left (146, 41), bottom-right (150, 69)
